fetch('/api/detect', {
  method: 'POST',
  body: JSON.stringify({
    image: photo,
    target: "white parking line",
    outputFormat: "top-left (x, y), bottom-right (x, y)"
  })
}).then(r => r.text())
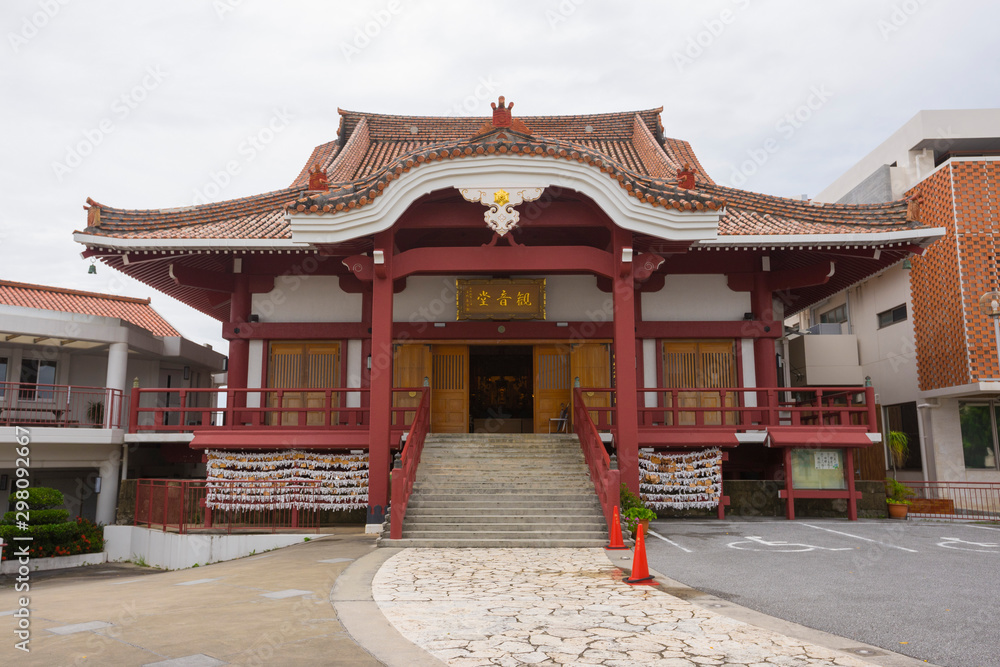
top-left (966, 524), bottom-right (1000, 533)
top-left (647, 530), bottom-right (693, 553)
top-left (799, 523), bottom-right (918, 553)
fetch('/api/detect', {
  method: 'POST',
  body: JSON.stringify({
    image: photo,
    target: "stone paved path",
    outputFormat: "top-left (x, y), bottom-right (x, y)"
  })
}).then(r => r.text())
top-left (372, 548), bottom-right (873, 667)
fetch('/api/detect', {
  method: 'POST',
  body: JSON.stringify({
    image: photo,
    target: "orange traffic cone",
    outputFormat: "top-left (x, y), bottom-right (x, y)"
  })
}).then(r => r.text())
top-left (606, 505), bottom-right (629, 550)
top-left (623, 523), bottom-right (656, 585)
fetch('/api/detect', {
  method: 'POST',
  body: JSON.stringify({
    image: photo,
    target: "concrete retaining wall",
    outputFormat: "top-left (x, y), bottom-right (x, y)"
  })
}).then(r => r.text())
top-left (104, 526), bottom-right (312, 570)
top-left (1, 550), bottom-right (107, 574)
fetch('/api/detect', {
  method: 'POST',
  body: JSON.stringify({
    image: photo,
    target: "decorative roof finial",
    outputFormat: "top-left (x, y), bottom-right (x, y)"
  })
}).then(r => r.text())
top-left (677, 164), bottom-right (696, 190)
top-left (491, 96), bottom-right (513, 128)
top-left (308, 163), bottom-right (329, 191)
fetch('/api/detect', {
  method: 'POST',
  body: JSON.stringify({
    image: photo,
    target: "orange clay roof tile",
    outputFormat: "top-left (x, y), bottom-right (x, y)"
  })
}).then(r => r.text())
top-left (0, 280), bottom-right (180, 336)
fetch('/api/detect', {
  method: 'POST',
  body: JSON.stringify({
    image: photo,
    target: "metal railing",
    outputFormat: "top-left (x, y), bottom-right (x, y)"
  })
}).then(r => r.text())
top-left (389, 388), bottom-right (431, 539)
top-left (573, 387), bottom-right (619, 535)
top-left (128, 387), bottom-right (424, 433)
top-left (904, 481), bottom-right (1000, 522)
top-left (0, 382), bottom-right (124, 428)
top-left (133, 479), bottom-right (364, 534)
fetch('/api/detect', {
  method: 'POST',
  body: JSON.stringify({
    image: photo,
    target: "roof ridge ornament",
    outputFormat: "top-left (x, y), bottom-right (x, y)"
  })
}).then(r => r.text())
top-left (677, 164), bottom-right (696, 190)
top-left (307, 163), bottom-right (330, 191)
top-left (459, 187), bottom-right (544, 236)
top-left (491, 96), bottom-right (513, 128)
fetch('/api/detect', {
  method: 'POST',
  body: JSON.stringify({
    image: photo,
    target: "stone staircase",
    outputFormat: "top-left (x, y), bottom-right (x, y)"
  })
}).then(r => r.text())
top-left (379, 433), bottom-right (611, 547)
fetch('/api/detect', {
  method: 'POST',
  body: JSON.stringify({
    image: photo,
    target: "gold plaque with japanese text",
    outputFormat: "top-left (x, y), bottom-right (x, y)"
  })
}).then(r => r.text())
top-left (456, 279), bottom-right (546, 320)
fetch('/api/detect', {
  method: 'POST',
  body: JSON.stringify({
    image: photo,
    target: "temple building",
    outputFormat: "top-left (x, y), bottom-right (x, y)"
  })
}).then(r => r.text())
top-left (74, 99), bottom-right (943, 533)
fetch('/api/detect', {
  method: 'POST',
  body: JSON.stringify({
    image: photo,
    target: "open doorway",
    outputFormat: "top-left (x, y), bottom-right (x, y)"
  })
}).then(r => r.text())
top-left (469, 345), bottom-right (533, 433)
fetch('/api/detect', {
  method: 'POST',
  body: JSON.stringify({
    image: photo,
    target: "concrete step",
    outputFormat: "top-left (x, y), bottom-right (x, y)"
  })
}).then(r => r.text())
top-left (404, 506), bottom-right (603, 517)
top-left (401, 530), bottom-right (608, 540)
top-left (379, 537), bottom-right (610, 548)
top-left (403, 518), bottom-right (606, 528)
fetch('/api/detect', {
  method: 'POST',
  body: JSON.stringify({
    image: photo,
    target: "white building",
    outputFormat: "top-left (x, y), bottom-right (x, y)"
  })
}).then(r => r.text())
top-left (792, 109), bottom-right (1000, 484)
top-left (0, 280), bottom-right (225, 524)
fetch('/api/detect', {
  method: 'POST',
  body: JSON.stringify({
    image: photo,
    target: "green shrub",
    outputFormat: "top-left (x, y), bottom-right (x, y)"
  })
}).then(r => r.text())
top-left (2, 509), bottom-right (70, 525)
top-left (885, 478), bottom-right (916, 505)
top-left (0, 487), bottom-right (104, 561)
top-left (619, 483), bottom-right (644, 513)
top-left (8, 486), bottom-right (65, 510)
top-left (623, 506), bottom-right (657, 532)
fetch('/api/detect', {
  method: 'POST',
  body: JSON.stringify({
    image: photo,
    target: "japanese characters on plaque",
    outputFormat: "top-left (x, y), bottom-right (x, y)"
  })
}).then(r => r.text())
top-left (456, 279), bottom-right (546, 320)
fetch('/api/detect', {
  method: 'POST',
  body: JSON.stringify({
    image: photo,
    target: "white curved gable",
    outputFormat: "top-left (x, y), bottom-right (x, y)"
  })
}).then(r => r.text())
top-left (287, 155), bottom-right (721, 246)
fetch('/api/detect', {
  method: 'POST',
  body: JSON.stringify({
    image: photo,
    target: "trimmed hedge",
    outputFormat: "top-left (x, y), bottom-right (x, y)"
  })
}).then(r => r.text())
top-left (1, 487), bottom-right (104, 561)
top-left (2, 509), bottom-right (70, 525)
top-left (8, 487), bottom-right (64, 510)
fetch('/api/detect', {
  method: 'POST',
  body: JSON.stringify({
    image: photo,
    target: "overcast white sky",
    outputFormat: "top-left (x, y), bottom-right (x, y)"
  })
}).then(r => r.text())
top-left (2, 0), bottom-right (998, 355)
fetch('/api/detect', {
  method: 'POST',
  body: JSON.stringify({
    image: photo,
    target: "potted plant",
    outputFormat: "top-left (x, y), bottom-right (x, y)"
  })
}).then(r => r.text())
top-left (887, 430), bottom-right (909, 477)
top-left (885, 477), bottom-right (915, 519)
top-left (86, 400), bottom-right (105, 426)
top-left (623, 506), bottom-right (657, 536)
top-left (620, 483), bottom-right (656, 536)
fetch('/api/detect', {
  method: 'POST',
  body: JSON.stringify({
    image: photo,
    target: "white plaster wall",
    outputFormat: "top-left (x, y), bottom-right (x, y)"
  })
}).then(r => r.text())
top-left (848, 265), bottom-right (918, 407)
top-left (642, 339), bottom-right (656, 407)
top-left (67, 354), bottom-right (107, 387)
top-left (104, 525), bottom-right (311, 570)
top-left (544, 276), bottom-right (614, 322)
top-left (394, 276), bottom-right (458, 322)
top-left (346, 339), bottom-right (362, 407)
top-left (642, 275), bottom-right (751, 321)
top-left (252, 276), bottom-right (362, 323)
top-left (741, 339), bottom-right (757, 406)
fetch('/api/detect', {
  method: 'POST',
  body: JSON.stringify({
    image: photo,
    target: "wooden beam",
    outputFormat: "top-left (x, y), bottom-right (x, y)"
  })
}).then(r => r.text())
top-left (393, 245), bottom-right (616, 279)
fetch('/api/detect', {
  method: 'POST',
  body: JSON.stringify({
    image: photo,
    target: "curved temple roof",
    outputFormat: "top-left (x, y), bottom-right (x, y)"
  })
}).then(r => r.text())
top-left (75, 103), bottom-right (930, 249)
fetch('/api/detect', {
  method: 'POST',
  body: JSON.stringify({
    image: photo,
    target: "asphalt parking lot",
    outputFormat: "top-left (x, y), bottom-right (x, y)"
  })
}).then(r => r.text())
top-left (645, 519), bottom-right (1000, 667)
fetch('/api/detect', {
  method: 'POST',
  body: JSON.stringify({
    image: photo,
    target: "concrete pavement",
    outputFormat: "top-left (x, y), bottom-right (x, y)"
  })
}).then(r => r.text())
top-left (0, 528), bottom-right (931, 666)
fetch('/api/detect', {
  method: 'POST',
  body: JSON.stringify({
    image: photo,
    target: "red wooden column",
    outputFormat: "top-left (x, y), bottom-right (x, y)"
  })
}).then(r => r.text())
top-left (228, 269), bottom-right (251, 409)
top-left (367, 234), bottom-right (394, 528)
top-left (613, 230), bottom-right (640, 494)
top-left (751, 273), bottom-right (779, 421)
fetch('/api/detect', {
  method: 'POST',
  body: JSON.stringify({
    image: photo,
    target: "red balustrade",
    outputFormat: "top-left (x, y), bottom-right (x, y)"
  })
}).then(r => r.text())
top-left (128, 387), bottom-right (426, 434)
top-left (636, 386), bottom-right (876, 430)
top-left (389, 388), bottom-right (431, 539)
top-left (0, 383), bottom-right (124, 428)
top-left (573, 387), bottom-right (620, 535)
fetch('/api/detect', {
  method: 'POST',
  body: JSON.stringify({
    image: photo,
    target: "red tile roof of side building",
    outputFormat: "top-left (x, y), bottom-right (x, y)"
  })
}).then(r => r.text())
top-left (0, 280), bottom-right (181, 337)
top-left (76, 104), bottom-right (924, 243)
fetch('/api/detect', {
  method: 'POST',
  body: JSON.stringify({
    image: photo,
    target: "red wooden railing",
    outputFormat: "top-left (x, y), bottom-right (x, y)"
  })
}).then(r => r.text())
top-left (573, 387), bottom-right (620, 534)
top-left (0, 382), bottom-right (124, 428)
top-left (635, 386), bottom-right (877, 430)
top-left (903, 481), bottom-right (1000, 522)
top-left (389, 388), bottom-right (431, 539)
top-left (129, 387), bottom-right (424, 433)
top-left (134, 479), bottom-right (334, 534)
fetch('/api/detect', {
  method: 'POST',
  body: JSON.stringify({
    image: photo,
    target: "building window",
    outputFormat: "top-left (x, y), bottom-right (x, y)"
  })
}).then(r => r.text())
top-left (19, 359), bottom-right (57, 401)
top-left (959, 403), bottom-right (1000, 469)
top-left (884, 402), bottom-right (922, 470)
top-left (819, 304), bottom-right (847, 324)
top-left (0, 356), bottom-right (7, 398)
top-left (877, 304), bottom-right (907, 328)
